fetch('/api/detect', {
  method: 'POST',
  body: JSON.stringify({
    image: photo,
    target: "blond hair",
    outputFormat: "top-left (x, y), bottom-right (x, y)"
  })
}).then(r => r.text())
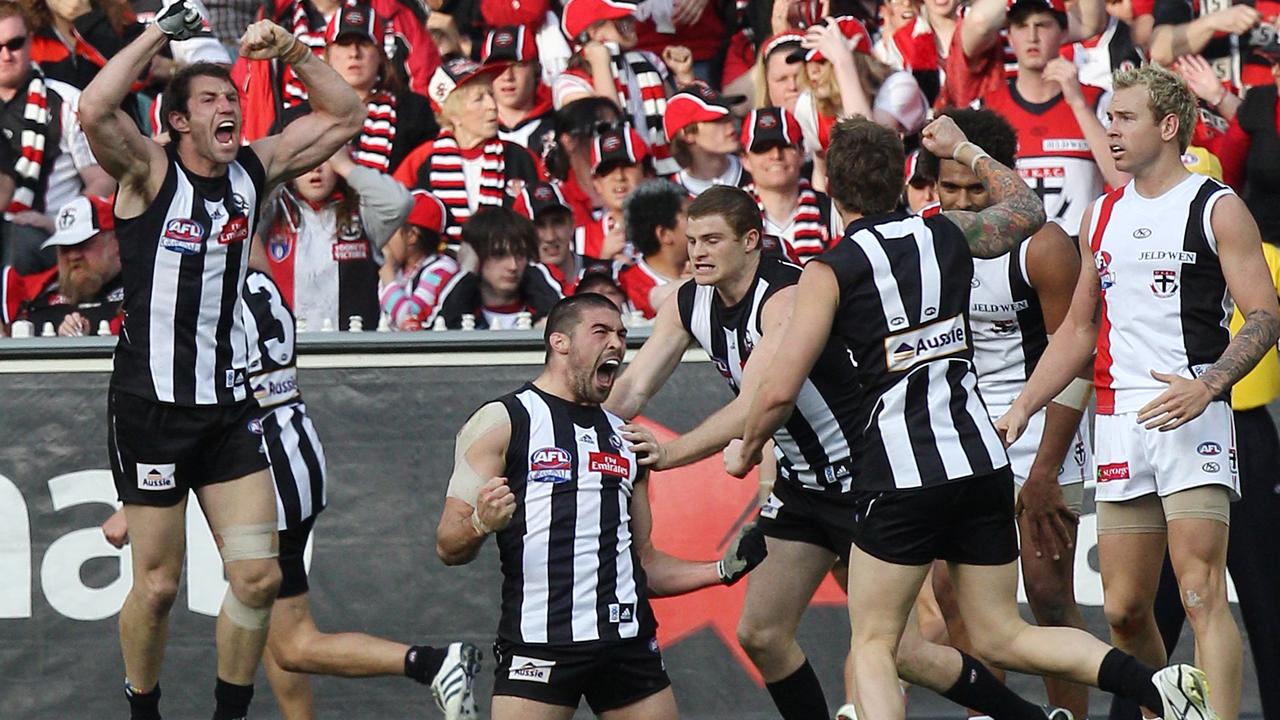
top-left (439, 81), bottom-right (491, 132)
top-left (807, 54), bottom-right (893, 119)
top-left (1113, 64), bottom-right (1197, 152)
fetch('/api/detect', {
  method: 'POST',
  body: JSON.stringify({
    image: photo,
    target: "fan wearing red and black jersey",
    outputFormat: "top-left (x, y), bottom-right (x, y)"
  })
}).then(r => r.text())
top-left (978, 0), bottom-right (1126, 237)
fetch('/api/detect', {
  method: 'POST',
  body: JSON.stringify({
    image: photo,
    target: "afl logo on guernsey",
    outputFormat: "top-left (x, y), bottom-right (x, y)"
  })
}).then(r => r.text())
top-left (161, 218), bottom-right (204, 255)
top-left (1094, 250), bottom-right (1114, 291)
top-left (529, 447), bottom-right (573, 483)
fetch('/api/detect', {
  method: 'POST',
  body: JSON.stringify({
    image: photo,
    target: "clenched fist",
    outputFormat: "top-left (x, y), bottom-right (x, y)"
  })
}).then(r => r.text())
top-left (920, 115), bottom-right (970, 160)
top-left (239, 20), bottom-right (308, 63)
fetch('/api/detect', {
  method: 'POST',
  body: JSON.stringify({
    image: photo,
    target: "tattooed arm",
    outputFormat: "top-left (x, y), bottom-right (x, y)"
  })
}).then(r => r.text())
top-left (920, 116), bottom-right (1047, 259)
top-left (1136, 193), bottom-right (1280, 430)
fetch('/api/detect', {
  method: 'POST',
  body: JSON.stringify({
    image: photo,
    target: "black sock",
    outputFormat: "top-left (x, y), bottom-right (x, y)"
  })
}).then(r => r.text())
top-left (404, 645), bottom-right (449, 685)
top-left (211, 678), bottom-right (254, 720)
top-left (764, 660), bottom-right (829, 720)
top-left (125, 680), bottom-right (161, 720)
top-left (942, 653), bottom-right (1046, 720)
top-left (1097, 648), bottom-right (1163, 714)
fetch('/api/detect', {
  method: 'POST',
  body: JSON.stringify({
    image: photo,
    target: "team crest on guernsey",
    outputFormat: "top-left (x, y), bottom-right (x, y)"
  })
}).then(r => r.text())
top-left (268, 235), bottom-right (293, 261)
top-left (529, 447), bottom-right (573, 483)
top-left (1150, 269), bottom-right (1178, 298)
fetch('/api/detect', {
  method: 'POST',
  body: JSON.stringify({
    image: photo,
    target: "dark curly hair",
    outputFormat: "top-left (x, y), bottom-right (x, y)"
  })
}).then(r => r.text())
top-left (918, 108), bottom-right (1019, 180)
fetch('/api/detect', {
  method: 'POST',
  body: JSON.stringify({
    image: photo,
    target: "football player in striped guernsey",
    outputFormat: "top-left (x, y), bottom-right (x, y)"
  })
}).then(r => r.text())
top-left (735, 114), bottom-right (1218, 720)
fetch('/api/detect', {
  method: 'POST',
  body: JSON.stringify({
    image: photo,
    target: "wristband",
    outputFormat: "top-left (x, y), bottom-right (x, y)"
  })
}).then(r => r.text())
top-left (281, 38), bottom-right (310, 65)
top-left (955, 141), bottom-right (991, 174)
top-left (1209, 88), bottom-right (1227, 108)
top-left (1052, 377), bottom-right (1094, 411)
top-left (470, 507), bottom-right (491, 537)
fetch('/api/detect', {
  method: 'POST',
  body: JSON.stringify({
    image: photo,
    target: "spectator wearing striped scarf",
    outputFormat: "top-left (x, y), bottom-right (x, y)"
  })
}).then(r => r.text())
top-left (0, 3), bottom-right (115, 274)
top-left (283, 3), bottom-right (438, 175)
top-left (392, 56), bottom-right (546, 250)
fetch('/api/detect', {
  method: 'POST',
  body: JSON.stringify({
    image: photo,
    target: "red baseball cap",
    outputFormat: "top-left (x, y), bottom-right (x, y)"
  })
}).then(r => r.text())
top-left (482, 25), bottom-right (538, 64)
top-left (480, 0), bottom-right (550, 27)
top-left (406, 190), bottom-right (450, 234)
top-left (788, 16), bottom-right (872, 64)
top-left (44, 195), bottom-right (115, 249)
top-left (592, 125), bottom-right (649, 175)
top-left (741, 107), bottom-right (803, 153)
top-left (561, 0), bottom-right (637, 40)
top-left (325, 3), bottom-right (379, 44)
top-left (663, 82), bottom-right (747, 141)
top-left (426, 55), bottom-right (510, 112)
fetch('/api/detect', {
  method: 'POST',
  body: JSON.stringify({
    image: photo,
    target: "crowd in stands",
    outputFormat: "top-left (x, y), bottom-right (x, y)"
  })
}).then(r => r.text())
top-left (1, 0), bottom-right (1279, 336)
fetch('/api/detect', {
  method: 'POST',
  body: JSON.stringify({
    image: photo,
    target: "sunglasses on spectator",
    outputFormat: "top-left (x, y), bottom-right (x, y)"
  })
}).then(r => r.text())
top-left (0, 36), bottom-right (27, 53)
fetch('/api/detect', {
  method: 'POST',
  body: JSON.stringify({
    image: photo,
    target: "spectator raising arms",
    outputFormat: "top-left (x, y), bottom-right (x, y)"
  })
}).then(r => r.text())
top-left (257, 145), bottom-right (412, 332)
top-left (394, 56), bottom-right (545, 249)
top-left (555, 0), bottom-right (691, 175)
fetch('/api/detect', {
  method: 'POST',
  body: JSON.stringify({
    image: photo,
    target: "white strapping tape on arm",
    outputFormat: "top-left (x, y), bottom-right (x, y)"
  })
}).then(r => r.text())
top-left (1052, 377), bottom-right (1094, 411)
top-left (446, 402), bottom-right (510, 506)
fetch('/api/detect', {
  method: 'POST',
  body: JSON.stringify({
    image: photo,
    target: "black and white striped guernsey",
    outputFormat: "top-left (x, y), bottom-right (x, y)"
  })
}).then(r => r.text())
top-left (816, 212), bottom-right (1008, 491)
top-left (494, 383), bottom-right (653, 645)
top-left (242, 269), bottom-right (326, 531)
top-left (112, 145), bottom-right (267, 406)
top-left (675, 256), bottom-right (863, 494)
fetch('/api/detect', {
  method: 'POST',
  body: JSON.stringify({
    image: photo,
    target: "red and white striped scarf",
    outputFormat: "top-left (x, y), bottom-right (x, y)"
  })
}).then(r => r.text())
top-left (282, 0), bottom-right (328, 109)
top-left (8, 71), bottom-right (50, 214)
top-left (746, 179), bottom-right (831, 264)
top-left (607, 48), bottom-right (678, 176)
top-left (427, 133), bottom-right (507, 242)
top-left (353, 91), bottom-right (397, 172)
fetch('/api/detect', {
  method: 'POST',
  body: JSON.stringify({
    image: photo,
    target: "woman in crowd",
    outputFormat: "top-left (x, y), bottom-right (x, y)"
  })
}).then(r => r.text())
top-left (257, 146), bottom-right (412, 332)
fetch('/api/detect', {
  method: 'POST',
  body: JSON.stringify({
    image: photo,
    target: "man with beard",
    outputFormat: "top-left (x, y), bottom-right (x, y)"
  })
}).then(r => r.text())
top-left (77, 4), bottom-right (365, 718)
top-left (2, 194), bottom-right (123, 335)
top-left (435, 293), bottom-right (766, 720)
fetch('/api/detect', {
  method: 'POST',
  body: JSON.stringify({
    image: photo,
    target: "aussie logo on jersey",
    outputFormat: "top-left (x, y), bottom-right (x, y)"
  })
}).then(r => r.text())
top-left (529, 446), bottom-right (573, 483)
top-left (883, 314), bottom-right (968, 372)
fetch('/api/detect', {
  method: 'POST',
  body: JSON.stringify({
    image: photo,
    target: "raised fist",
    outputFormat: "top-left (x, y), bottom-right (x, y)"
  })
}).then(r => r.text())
top-left (156, 0), bottom-right (210, 41)
top-left (239, 20), bottom-right (306, 62)
top-left (920, 115), bottom-right (970, 160)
